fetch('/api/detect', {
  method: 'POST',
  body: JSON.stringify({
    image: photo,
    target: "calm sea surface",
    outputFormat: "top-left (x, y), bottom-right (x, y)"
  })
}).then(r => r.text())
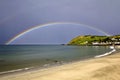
top-left (0, 45), bottom-right (111, 73)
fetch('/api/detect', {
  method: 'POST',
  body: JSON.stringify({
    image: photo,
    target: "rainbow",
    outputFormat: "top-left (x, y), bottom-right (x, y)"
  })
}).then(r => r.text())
top-left (6, 22), bottom-right (110, 45)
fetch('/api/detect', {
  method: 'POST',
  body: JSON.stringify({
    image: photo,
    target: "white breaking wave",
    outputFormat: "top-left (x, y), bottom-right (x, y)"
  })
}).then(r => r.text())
top-left (95, 46), bottom-right (116, 58)
top-left (0, 67), bottom-right (33, 75)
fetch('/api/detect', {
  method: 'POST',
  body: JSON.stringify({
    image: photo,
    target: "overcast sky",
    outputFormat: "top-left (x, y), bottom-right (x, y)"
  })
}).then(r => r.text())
top-left (0, 0), bottom-right (120, 44)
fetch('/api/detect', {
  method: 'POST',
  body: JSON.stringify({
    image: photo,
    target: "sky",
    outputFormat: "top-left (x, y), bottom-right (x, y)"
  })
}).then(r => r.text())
top-left (0, 0), bottom-right (120, 44)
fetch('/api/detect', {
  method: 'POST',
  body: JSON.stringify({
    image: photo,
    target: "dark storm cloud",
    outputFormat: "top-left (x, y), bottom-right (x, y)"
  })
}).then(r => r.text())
top-left (0, 0), bottom-right (120, 44)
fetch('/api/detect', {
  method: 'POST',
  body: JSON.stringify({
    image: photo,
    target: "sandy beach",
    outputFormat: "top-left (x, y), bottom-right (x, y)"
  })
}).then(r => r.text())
top-left (0, 51), bottom-right (120, 80)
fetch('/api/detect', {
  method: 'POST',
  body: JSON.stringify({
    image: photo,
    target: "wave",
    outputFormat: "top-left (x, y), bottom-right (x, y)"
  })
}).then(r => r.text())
top-left (95, 46), bottom-right (116, 58)
top-left (0, 60), bottom-right (66, 75)
top-left (0, 67), bottom-right (34, 75)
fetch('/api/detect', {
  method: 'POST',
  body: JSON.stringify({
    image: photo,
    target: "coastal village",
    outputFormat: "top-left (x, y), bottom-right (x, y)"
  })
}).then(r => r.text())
top-left (68, 35), bottom-right (120, 46)
top-left (92, 37), bottom-right (120, 46)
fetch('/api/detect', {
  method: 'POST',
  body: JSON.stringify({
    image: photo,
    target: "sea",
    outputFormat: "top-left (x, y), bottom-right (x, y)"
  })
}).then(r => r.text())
top-left (0, 45), bottom-right (111, 74)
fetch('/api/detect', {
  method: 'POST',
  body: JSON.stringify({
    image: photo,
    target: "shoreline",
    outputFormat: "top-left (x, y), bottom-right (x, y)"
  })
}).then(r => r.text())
top-left (0, 55), bottom-right (93, 76)
top-left (0, 50), bottom-right (120, 80)
top-left (0, 46), bottom-right (118, 76)
top-left (0, 45), bottom-right (111, 76)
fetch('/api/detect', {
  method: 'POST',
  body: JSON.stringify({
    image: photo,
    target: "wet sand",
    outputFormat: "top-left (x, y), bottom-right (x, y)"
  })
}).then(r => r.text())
top-left (0, 52), bottom-right (120, 80)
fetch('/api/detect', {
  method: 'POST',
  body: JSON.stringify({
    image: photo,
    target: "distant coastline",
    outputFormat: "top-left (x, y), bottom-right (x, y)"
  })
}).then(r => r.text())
top-left (68, 35), bottom-right (120, 46)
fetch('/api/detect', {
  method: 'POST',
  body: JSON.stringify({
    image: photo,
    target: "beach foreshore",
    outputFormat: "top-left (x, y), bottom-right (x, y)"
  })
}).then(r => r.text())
top-left (0, 51), bottom-right (120, 80)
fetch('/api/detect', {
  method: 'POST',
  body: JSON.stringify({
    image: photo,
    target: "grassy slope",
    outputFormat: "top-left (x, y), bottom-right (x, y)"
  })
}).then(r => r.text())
top-left (68, 35), bottom-right (120, 45)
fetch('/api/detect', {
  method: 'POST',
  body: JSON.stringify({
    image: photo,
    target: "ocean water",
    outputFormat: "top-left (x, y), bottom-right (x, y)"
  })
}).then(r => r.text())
top-left (0, 45), bottom-right (111, 73)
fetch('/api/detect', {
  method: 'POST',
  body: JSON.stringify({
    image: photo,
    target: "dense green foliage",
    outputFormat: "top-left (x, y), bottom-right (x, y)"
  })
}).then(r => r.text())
top-left (68, 35), bottom-right (120, 45)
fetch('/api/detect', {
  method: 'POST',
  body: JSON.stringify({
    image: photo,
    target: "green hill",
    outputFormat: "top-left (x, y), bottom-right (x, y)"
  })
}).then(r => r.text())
top-left (68, 35), bottom-right (120, 46)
